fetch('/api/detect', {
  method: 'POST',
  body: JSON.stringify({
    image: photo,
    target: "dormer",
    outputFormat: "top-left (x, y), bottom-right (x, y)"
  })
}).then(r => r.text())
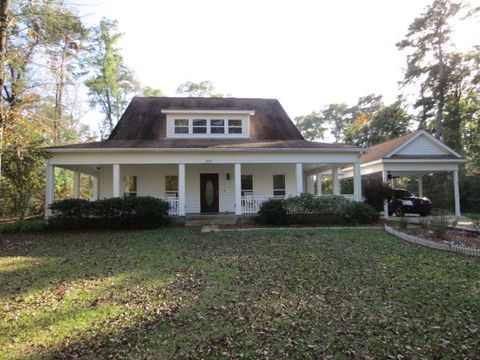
top-left (162, 109), bottom-right (255, 139)
top-left (163, 109), bottom-right (254, 139)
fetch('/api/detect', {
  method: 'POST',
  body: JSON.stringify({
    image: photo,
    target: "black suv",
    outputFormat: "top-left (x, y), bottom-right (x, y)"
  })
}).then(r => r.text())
top-left (388, 189), bottom-right (432, 217)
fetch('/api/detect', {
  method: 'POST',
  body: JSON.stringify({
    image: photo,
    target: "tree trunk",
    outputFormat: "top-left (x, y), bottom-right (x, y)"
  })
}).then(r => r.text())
top-left (0, 0), bottom-right (10, 197)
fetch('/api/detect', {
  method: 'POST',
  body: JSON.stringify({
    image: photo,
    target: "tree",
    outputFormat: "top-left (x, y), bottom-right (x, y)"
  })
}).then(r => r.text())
top-left (142, 86), bottom-right (164, 97)
top-left (344, 97), bottom-right (411, 147)
top-left (316, 103), bottom-right (351, 143)
top-left (85, 18), bottom-right (138, 139)
top-left (294, 111), bottom-right (327, 141)
top-left (176, 80), bottom-right (224, 97)
top-left (0, 0), bottom-right (11, 200)
top-left (396, 0), bottom-right (477, 139)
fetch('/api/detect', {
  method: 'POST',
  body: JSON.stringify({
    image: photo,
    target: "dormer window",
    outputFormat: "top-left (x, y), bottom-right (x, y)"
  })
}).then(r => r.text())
top-left (210, 119), bottom-right (225, 134)
top-left (192, 119), bottom-right (207, 133)
top-left (228, 119), bottom-right (242, 134)
top-left (164, 109), bottom-right (254, 138)
top-left (174, 119), bottom-right (189, 134)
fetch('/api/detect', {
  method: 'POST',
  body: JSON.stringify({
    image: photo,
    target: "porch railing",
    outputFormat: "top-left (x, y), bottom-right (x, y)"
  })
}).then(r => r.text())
top-left (161, 196), bottom-right (179, 216)
top-left (241, 194), bottom-right (359, 215)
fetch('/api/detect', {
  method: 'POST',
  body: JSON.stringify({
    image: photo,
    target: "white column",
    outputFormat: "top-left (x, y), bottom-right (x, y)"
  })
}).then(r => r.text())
top-left (178, 164), bottom-right (186, 216)
top-left (112, 164), bottom-right (120, 197)
top-left (295, 163), bottom-right (303, 195)
top-left (382, 170), bottom-right (389, 220)
top-left (306, 175), bottom-right (315, 194)
top-left (332, 167), bottom-right (340, 195)
top-left (418, 176), bottom-right (423, 198)
top-left (353, 161), bottom-right (362, 202)
top-left (453, 169), bottom-right (461, 218)
top-left (92, 176), bottom-right (99, 200)
top-left (234, 163), bottom-right (242, 215)
top-left (316, 173), bottom-right (322, 196)
top-left (45, 161), bottom-right (55, 218)
top-left (73, 170), bottom-right (80, 198)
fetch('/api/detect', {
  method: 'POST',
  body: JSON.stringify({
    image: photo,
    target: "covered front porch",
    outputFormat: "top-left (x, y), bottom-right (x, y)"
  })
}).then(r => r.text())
top-left (45, 160), bottom-right (363, 217)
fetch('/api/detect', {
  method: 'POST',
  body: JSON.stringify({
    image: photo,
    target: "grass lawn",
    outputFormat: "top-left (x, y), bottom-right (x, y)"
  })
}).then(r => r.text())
top-left (1, 228), bottom-right (479, 359)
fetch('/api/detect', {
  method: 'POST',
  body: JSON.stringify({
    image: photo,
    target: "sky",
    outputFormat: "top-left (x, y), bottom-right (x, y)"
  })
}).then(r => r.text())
top-left (73, 0), bottom-right (480, 132)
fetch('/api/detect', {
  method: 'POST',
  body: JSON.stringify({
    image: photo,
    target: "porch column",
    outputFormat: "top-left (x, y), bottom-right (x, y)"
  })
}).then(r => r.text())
top-left (316, 173), bottom-right (322, 196)
top-left (112, 164), bottom-right (120, 197)
top-left (453, 169), bottom-right (461, 219)
top-left (418, 175), bottom-right (423, 198)
top-left (45, 161), bottom-right (55, 218)
top-left (234, 163), bottom-right (242, 215)
top-left (178, 164), bottom-right (186, 216)
top-left (382, 170), bottom-right (389, 220)
top-left (332, 167), bottom-right (340, 195)
top-left (353, 161), bottom-right (362, 202)
top-left (73, 170), bottom-right (80, 198)
top-left (92, 176), bottom-right (99, 200)
top-left (306, 175), bottom-right (315, 194)
top-left (295, 163), bottom-right (303, 195)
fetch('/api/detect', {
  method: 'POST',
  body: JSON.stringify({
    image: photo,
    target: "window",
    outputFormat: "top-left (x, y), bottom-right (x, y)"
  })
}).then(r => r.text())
top-left (273, 175), bottom-right (286, 196)
top-left (228, 119), bottom-right (242, 134)
top-left (165, 175), bottom-right (178, 197)
top-left (241, 175), bottom-right (253, 196)
top-left (192, 119), bottom-right (207, 133)
top-left (210, 119), bottom-right (225, 134)
top-left (174, 119), bottom-right (189, 134)
top-left (124, 176), bottom-right (137, 197)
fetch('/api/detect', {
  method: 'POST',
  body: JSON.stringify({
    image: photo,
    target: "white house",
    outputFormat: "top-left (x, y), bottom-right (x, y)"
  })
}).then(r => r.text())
top-left (45, 97), bottom-right (365, 218)
top-left (45, 97), bottom-right (464, 220)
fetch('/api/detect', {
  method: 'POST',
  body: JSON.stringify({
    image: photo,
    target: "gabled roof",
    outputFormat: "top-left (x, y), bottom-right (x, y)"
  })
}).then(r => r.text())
top-left (360, 130), bottom-right (462, 164)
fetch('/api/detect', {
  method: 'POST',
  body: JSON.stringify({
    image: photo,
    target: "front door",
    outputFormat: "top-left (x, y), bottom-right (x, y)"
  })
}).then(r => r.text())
top-left (200, 173), bottom-right (219, 213)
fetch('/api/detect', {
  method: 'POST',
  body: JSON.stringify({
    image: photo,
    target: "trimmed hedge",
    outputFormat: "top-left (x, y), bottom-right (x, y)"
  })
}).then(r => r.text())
top-left (257, 194), bottom-right (379, 226)
top-left (49, 196), bottom-right (170, 230)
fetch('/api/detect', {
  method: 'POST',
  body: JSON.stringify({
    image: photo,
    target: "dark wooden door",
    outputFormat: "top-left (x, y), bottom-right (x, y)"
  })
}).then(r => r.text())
top-left (200, 173), bottom-right (219, 213)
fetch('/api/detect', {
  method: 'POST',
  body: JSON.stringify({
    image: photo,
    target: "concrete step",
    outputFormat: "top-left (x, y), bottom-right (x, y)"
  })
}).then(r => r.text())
top-left (185, 213), bottom-right (237, 227)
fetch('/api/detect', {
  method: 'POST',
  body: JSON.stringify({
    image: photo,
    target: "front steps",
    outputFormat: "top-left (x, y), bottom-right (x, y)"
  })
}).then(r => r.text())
top-left (185, 213), bottom-right (238, 227)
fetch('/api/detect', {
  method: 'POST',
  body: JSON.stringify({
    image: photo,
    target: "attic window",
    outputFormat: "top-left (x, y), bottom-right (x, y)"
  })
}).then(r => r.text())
top-left (192, 119), bottom-right (207, 134)
top-left (174, 119), bottom-right (189, 134)
top-left (228, 119), bottom-right (242, 134)
top-left (210, 119), bottom-right (225, 134)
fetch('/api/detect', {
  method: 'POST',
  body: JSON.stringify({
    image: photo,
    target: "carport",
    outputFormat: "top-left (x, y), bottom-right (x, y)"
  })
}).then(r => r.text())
top-left (341, 130), bottom-right (465, 219)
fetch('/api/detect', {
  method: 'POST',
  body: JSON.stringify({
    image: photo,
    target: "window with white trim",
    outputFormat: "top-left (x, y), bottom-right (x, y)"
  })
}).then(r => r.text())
top-left (192, 119), bottom-right (207, 133)
top-left (241, 175), bottom-right (253, 196)
top-left (210, 119), bottom-right (225, 134)
top-left (174, 119), bottom-right (189, 134)
top-left (273, 175), bottom-right (286, 196)
top-left (165, 175), bottom-right (178, 197)
top-left (228, 119), bottom-right (242, 134)
top-left (124, 176), bottom-right (137, 197)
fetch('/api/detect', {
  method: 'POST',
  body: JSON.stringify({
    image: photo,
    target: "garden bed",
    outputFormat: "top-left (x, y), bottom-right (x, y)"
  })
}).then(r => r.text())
top-left (401, 226), bottom-right (480, 250)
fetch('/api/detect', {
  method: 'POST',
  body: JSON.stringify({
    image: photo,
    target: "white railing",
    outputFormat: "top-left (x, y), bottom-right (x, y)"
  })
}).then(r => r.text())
top-left (241, 195), bottom-right (284, 215)
top-left (161, 197), bottom-right (179, 216)
top-left (241, 194), bottom-right (362, 215)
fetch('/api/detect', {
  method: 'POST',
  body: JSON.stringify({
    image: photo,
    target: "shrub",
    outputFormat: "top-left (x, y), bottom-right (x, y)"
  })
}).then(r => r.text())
top-left (362, 178), bottom-right (393, 212)
top-left (48, 196), bottom-right (170, 230)
top-left (0, 219), bottom-right (46, 234)
top-left (284, 194), bottom-right (351, 216)
top-left (398, 218), bottom-right (409, 229)
top-left (258, 198), bottom-right (288, 225)
top-left (344, 202), bottom-right (379, 225)
top-left (428, 216), bottom-right (449, 239)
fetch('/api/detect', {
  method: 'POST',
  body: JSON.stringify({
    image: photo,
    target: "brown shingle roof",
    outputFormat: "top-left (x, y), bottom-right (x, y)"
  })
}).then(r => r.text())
top-left (109, 97), bottom-right (304, 141)
top-left (49, 97), bottom-right (362, 151)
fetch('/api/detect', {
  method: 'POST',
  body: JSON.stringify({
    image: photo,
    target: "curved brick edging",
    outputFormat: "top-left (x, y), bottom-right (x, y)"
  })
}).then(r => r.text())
top-left (384, 224), bottom-right (480, 257)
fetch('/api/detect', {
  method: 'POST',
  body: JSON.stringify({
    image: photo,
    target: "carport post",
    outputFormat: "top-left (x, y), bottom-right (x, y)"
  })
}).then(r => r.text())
top-left (382, 170), bottom-right (389, 220)
top-left (453, 170), bottom-right (461, 219)
top-left (418, 176), bottom-right (423, 198)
